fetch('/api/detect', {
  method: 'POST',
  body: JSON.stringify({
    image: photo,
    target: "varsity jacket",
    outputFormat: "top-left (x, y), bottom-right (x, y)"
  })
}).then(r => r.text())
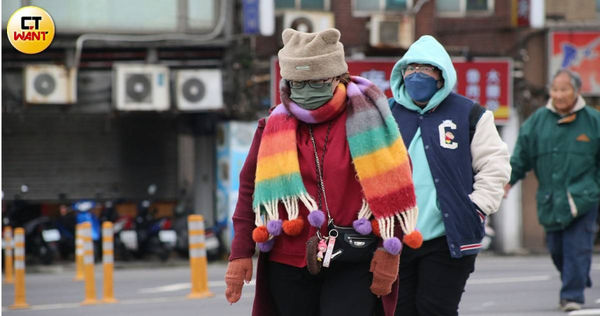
top-left (391, 94), bottom-right (511, 257)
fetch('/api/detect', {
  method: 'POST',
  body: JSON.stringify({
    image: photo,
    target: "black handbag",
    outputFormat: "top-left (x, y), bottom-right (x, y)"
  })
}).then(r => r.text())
top-left (328, 223), bottom-right (377, 263)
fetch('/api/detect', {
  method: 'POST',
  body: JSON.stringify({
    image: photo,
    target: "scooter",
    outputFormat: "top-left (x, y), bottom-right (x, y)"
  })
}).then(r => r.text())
top-left (134, 198), bottom-right (175, 262)
top-left (73, 200), bottom-right (102, 262)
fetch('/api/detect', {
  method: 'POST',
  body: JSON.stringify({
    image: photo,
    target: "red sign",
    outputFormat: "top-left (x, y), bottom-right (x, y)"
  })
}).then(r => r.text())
top-left (549, 31), bottom-right (600, 95)
top-left (453, 58), bottom-right (513, 124)
top-left (271, 57), bottom-right (512, 124)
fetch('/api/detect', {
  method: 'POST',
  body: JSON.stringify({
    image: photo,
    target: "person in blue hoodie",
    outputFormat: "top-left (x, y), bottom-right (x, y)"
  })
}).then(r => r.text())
top-left (388, 35), bottom-right (511, 316)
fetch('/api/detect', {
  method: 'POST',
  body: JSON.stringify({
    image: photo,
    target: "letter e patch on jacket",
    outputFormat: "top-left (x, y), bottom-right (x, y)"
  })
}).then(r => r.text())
top-left (439, 120), bottom-right (458, 149)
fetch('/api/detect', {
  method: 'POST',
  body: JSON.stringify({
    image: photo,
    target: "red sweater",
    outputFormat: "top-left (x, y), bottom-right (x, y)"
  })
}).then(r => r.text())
top-left (229, 109), bottom-right (364, 267)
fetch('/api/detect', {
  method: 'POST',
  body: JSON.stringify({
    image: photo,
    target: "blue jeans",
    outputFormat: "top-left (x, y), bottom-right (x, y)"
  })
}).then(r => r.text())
top-left (546, 204), bottom-right (598, 304)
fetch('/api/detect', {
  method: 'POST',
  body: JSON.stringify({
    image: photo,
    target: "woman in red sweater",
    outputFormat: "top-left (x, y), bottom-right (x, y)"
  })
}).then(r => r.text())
top-left (224, 28), bottom-right (422, 316)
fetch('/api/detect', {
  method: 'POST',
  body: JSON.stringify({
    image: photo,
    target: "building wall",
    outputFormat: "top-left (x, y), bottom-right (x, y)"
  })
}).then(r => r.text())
top-left (2, 107), bottom-right (179, 202)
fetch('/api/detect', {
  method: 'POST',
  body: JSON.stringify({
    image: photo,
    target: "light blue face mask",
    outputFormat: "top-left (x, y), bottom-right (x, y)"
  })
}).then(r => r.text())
top-left (404, 72), bottom-right (440, 103)
top-left (289, 82), bottom-right (334, 110)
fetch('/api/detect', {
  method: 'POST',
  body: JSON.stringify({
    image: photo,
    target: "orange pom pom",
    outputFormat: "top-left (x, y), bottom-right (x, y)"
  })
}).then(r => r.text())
top-left (282, 218), bottom-right (304, 236)
top-left (252, 226), bottom-right (269, 243)
top-left (403, 231), bottom-right (423, 249)
top-left (371, 219), bottom-right (381, 237)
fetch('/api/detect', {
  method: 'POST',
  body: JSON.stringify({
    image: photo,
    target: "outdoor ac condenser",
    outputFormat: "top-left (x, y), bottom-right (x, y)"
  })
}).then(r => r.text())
top-left (24, 64), bottom-right (77, 104)
top-left (113, 64), bottom-right (170, 111)
top-left (175, 69), bottom-right (223, 111)
top-left (282, 10), bottom-right (334, 34)
top-left (369, 14), bottom-right (414, 49)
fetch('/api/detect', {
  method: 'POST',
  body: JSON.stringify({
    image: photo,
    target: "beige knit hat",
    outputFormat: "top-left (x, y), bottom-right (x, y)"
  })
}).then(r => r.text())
top-left (278, 28), bottom-right (348, 81)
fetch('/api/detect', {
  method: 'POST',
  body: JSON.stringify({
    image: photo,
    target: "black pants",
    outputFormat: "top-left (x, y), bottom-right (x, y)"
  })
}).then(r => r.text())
top-left (395, 236), bottom-right (476, 316)
top-left (268, 260), bottom-right (377, 316)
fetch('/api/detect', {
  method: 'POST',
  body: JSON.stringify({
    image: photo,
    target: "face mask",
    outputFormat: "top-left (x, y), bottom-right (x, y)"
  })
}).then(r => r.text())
top-left (289, 82), bottom-right (334, 110)
top-left (404, 72), bottom-right (440, 103)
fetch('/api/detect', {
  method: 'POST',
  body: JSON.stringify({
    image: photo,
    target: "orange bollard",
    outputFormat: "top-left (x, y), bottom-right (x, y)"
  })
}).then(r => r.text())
top-left (102, 222), bottom-right (117, 303)
top-left (4, 226), bottom-right (14, 284)
top-left (80, 222), bottom-right (98, 305)
top-left (10, 227), bottom-right (28, 309)
top-left (74, 223), bottom-right (84, 281)
top-left (186, 215), bottom-right (214, 299)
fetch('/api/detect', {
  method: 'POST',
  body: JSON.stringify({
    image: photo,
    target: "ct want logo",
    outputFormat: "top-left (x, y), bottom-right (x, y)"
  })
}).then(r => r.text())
top-left (6, 6), bottom-right (55, 54)
top-left (438, 120), bottom-right (458, 149)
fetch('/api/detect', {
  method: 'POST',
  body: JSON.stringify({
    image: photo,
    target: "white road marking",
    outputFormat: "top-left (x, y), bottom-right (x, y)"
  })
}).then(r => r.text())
top-left (138, 280), bottom-right (256, 293)
top-left (467, 275), bottom-right (551, 285)
top-left (568, 309), bottom-right (600, 316)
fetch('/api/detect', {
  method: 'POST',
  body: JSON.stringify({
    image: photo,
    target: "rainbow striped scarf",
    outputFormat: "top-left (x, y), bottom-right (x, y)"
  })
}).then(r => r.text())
top-left (252, 76), bottom-right (421, 255)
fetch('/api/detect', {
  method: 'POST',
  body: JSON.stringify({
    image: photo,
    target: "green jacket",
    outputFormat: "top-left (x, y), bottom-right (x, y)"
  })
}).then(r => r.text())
top-left (509, 96), bottom-right (600, 232)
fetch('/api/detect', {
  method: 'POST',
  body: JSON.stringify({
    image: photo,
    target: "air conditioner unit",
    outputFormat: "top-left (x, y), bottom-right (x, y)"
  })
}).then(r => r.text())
top-left (113, 64), bottom-right (170, 111)
top-left (283, 10), bottom-right (334, 33)
top-left (176, 69), bottom-right (223, 111)
top-left (24, 64), bottom-right (76, 104)
top-left (369, 14), bottom-right (414, 48)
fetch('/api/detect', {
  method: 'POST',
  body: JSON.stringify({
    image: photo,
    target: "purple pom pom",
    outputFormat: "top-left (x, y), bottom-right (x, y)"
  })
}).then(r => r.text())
top-left (257, 239), bottom-right (275, 252)
top-left (307, 210), bottom-right (325, 228)
top-left (267, 219), bottom-right (282, 236)
top-left (383, 237), bottom-right (403, 255)
top-left (352, 218), bottom-right (372, 235)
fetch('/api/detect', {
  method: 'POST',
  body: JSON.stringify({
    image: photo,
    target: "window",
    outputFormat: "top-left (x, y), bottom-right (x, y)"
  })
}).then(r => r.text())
top-left (354, 0), bottom-right (410, 13)
top-left (437, 0), bottom-right (494, 16)
top-left (275, 0), bottom-right (329, 10)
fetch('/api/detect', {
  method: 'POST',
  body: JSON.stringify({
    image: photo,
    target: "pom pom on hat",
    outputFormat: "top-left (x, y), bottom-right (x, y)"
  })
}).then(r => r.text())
top-left (252, 226), bottom-right (269, 243)
top-left (383, 237), bottom-right (403, 255)
top-left (282, 218), bottom-right (304, 236)
top-left (352, 218), bottom-right (372, 235)
top-left (267, 219), bottom-right (283, 236)
top-left (308, 210), bottom-right (325, 228)
top-left (257, 239), bottom-right (275, 252)
top-left (403, 230), bottom-right (423, 249)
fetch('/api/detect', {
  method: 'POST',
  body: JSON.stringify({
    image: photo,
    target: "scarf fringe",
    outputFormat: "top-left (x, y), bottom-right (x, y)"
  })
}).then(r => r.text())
top-left (254, 193), bottom-right (318, 226)
top-left (396, 207), bottom-right (419, 235)
top-left (377, 216), bottom-right (395, 240)
top-left (357, 199), bottom-right (372, 219)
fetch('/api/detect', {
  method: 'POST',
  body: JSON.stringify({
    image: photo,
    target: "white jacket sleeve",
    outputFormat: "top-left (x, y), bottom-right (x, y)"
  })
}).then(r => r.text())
top-left (469, 111), bottom-right (511, 215)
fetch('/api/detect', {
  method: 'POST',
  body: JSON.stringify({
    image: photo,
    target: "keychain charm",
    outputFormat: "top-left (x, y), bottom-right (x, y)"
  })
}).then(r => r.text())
top-left (322, 229), bottom-right (338, 268)
top-left (317, 239), bottom-right (327, 262)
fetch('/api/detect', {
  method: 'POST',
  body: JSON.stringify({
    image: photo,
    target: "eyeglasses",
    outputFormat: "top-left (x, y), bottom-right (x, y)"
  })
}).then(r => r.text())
top-left (404, 64), bottom-right (437, 75)
top-left (288, 78), bottom-right (334, 89)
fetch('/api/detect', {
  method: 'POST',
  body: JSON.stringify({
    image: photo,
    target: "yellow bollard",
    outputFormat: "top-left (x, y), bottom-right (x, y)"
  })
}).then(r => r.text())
top-left (10, 227), bottom-right (29, 309)
top-left (80, 222), bottom-right (99, 305)
top-left (4, 226), bottom-right (14, 284)
top-left (186, 215), bottom-right (214, 299)
top-left (74, 223), bottom-right (84, 281)
top-left (102, 222), bottom-right (117, 303)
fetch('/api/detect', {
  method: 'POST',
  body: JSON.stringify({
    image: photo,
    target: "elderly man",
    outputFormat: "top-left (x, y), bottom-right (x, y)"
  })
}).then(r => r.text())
top-left (505, 69), bottom-right (600, 312)
top-left (388, 35), bottom-right (511, 316)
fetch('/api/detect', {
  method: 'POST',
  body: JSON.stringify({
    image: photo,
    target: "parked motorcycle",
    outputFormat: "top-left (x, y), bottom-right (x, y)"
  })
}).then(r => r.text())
top-left (73, 200), bottom-right (102, 262)
top-left (4, 185), bottom-right (61, 265)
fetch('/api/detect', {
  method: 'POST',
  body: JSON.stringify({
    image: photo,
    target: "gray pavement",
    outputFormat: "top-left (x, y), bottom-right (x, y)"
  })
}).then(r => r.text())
top-left (2, 254), bottom-right (600, 315)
